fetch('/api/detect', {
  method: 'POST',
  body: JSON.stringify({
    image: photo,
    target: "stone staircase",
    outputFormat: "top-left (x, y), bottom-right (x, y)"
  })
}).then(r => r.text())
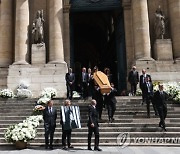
top-left (0, 97), bottom-right (180, 146)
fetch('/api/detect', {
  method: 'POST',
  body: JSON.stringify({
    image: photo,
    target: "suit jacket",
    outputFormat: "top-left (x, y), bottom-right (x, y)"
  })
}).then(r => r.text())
top-left (153, 90), bottom-right (169, 108)
top-left (105, 88), bottom-right (117, 105)
top-left (65, 73), bottom-right (75, 86)
top-left (142, 81), bottom-right (154, 98)
top-left (92, 88), bottom-right (103, 108)
top-left (43, 106), bottom-right (57, 128)
top-left (87, 73), bottom-right (93, 86)
top-left (128, 70), bottom-right (139, 84)
top-left (87, 105), bottom-right (99, 128)
top-left (140, 74), bottom-right (151, 89)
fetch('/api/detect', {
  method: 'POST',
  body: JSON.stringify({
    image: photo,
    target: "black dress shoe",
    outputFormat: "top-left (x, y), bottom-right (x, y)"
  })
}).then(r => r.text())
top-left (68, 145), bottom-right (74, 149)
top-left (45, 145), bottom-right (48, 149)
top-left (162, 128), bottom-right (167, 132)
top-left (62, 146), bottom-right (67, 150)
top-left (49, 146), bottom-right (53, 150)
top-left (88, 147), bottom-right (92, 150)
top-left (94, 147), bottom-right (102, 151)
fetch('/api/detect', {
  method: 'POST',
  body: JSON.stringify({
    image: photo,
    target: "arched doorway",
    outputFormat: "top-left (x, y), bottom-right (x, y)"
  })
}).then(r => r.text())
top-left (69, 1), bottom-right (127, 94)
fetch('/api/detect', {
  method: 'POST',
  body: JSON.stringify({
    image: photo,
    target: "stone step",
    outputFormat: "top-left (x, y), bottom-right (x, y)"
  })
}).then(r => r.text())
top-left (1, 113), bottom-right (180, 120)
top-left (2, 131), bottom-right (180, 138)
top-left (2, 123), bottom-right (180, 129)
top-left (0, 110), bottom-right (179, 117)
top-left (1, 118), bottom-right (180, 125)
top-left (2, 127), bottom-right (180, 133)
top-left (2, 135), bottom-right (180, 145)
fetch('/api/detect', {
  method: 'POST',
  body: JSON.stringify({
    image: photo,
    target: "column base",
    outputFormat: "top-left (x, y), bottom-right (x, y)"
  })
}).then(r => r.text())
top-left (137, 57), bottom-right (155, 61)
top-left (48, 60), bottom-right (66, 64)
top-left (13, 61), bottom-right (29, 65)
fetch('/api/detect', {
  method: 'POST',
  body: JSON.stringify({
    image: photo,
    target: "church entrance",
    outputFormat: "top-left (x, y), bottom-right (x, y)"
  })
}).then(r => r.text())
top-left (69, 1), bottom-right (127, 94)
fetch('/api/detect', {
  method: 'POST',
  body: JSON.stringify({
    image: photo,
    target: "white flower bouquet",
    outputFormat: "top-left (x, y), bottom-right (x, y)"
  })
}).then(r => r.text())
top-left (37, 97), bottom-right (50, 105)
top-left (40, 87), bottom-right (57, 98)
top-left (136, 88), bottom-right (142, 96)
top-left (72, 91), bottom-right (81, 98)
top-left (17, 89), bottom-right (32, 98)
top-left (4, 115), bottom-right (42, 143)
top-left (0, 89), bottom-right (14, 98)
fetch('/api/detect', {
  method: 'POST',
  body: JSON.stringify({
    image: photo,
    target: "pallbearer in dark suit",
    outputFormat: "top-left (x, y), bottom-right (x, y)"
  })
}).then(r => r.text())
top-left (65, 68), bottom-right (75, 100)
top-left (143, 77), bottom-right (157, 118)
top-left (60, 100), bottom-right (74, 150)
top-left (43, 100), bottom-right (57, 150)
top-left (154, 84), bottom-right (169, 131)
top-left (139, 69), bottom-right (152, 104)
top-left (92, 85), bottom-right (103, 120)
top-left (87, 99), bottom-right (102, 151)
top-left (105, 83), bottom-right (117, 123)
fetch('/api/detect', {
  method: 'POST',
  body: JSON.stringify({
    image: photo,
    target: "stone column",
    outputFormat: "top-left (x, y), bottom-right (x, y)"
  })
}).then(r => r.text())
top-left (132, 0), bottom-right (153, 61)
top-left (63, 7), bottom-right (70, 67)
top-left (168, 0), bottom-right (180, 60)
top-left (0, 0), bottom-right (13, 66)
top-left (49, 0), bottom-right (65, 64)
top-left (14, 0), bottom-right (29, 65)
top-left (123, 1), bottom-right (134, 71)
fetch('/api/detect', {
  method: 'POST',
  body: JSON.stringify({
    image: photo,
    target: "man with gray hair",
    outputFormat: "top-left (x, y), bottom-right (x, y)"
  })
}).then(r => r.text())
top-left (128, 66), bottom-right (139, 96)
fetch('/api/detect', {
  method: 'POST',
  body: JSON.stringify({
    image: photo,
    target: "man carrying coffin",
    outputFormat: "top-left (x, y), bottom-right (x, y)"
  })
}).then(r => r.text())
top-left (60, 100), bottom-right (81, 150)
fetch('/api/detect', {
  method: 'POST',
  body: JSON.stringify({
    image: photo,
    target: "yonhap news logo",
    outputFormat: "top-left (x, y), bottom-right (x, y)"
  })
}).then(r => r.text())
top-left (116, 133), bottom-right (180, 148)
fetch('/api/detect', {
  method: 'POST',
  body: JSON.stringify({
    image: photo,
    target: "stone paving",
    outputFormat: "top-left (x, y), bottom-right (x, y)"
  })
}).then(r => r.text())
top-left (0, 146), bottom-right (180, 154)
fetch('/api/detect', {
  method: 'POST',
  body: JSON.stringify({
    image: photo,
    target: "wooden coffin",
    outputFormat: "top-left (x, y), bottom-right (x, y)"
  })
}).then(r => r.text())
top-left (93, 71), bottom-right (111, 94)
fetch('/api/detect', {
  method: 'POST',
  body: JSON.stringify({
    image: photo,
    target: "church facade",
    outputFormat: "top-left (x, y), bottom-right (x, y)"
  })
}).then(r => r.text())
top-left (0, 0), bottom-right (180, 97)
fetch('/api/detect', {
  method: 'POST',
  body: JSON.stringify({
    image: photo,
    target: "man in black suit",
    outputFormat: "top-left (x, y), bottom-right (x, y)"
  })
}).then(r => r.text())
top-left (128, 66), bottom-right (139, 96)
top-left (65, 68), bottom-right (75, 100)
top-left (143, 77), bottom-right (157, 118)
top-left (87, 68), bottom-right (93, 97)
top-left (139, 69), bottom-right (152, 104)
top-left (92, 85), bottom-right (103, 120)
top-left (105, 83), bottom-right (117, 123)
top-left (80, 67), bottom-right (88, 99)
top-left (87, 99), bottom-right (102, 151)
top-left (154, 84), bottom-right (169, 131)
top-left (43, 100), bottom-right (57, 150)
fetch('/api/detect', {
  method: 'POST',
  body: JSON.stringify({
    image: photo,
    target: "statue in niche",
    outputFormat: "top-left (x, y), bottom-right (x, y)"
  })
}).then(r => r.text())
top-left (154, 6), bottom-right (166, 39)
top-left (32, 10), bottom-right (45, 44)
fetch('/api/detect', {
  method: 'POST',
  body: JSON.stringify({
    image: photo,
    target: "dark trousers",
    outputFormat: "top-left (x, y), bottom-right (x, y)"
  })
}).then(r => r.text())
top-left (146, 95), bottom-right (158, 117)
top-left (88, 126), bottom-right (99, 148)
top-left (44, 125), bottom-right (55, 147)
top-left (96, 105), bottom-right (103, 119)
top-left (107, 103), bottom-right (116, 120)
top-left (62, 129), bottom-right (72, 147)
top-left (157, 106), bottom-right (167, 129)
top-left (141, 89), bottom-right (146, 102)
top-left (66, 84), bottom-right (73, 100)
top-left (82, 82), bottom-right (88, 99)
top-left (130, 83), bottom-right (137, 95)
